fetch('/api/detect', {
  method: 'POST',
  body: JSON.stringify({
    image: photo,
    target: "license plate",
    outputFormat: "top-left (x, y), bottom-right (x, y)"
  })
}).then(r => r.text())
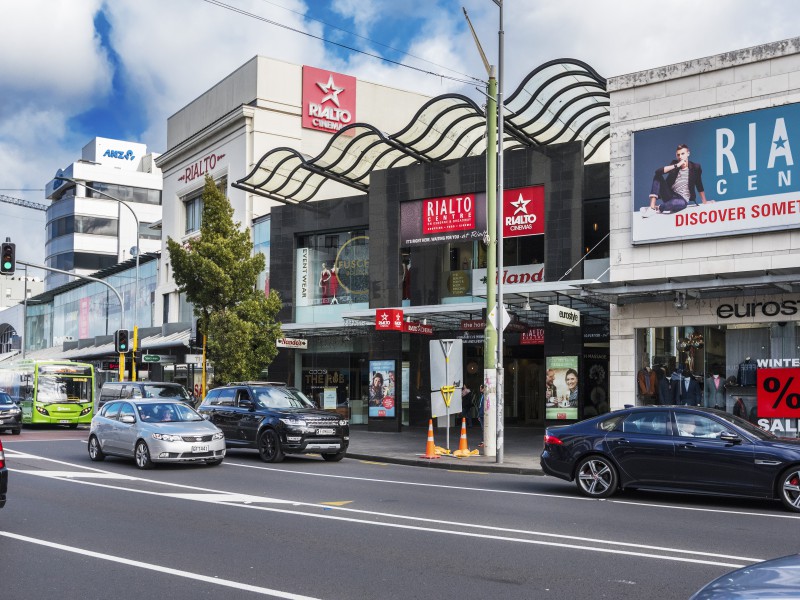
top-left (317, 428), bottom-right (335, 435)
top-left (191, 445), bottom-right (209, 453)
top-left (58, 419), bottom-right (70, 423)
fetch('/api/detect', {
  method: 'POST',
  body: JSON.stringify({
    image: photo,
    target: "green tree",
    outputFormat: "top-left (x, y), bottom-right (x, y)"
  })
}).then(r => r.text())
top-left (166, 175), bottom-right (281, 385)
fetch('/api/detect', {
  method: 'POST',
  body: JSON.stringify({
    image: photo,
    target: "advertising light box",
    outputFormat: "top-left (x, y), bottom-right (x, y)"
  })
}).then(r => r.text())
top-left (632, 102), bottom-right (800, 244)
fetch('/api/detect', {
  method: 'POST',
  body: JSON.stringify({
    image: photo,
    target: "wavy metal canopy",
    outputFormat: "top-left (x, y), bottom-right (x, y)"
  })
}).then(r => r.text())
top-left (234, 59), bottom-right (609, 205)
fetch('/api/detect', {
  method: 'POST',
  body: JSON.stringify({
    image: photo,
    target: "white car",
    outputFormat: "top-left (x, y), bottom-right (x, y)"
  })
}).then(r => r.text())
top-left (88, 399), bottom-right (225, 469)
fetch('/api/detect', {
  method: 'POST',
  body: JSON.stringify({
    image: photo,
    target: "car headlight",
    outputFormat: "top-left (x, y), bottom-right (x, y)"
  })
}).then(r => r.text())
top-left (280, 418), bottom-right (306, 427)
top-left (338, 419), bottom-right (348, 426)
top-left (8, 407), bottom-right (20, 415)
top-left (212, 431), bottom-right (224, 440)
top-left (152, 433), bottom-right (182, 442)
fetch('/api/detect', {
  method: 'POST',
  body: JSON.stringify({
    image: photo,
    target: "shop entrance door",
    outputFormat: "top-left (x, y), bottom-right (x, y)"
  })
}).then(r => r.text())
top-left (503, 358), bottom-right (544, 426)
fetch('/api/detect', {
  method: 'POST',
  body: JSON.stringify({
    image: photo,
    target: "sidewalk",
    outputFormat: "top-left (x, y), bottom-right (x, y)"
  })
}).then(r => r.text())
top-left (346, 423), bottom-right (544, 475)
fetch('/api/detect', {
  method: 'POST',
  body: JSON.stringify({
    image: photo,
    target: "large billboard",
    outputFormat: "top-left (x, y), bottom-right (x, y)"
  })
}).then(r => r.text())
top-left (632, 102), bottom-right (800, 244)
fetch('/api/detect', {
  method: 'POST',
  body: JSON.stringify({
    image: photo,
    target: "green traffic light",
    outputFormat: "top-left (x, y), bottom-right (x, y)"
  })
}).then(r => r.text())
top-left (2, 261), bottom-right (10, 270)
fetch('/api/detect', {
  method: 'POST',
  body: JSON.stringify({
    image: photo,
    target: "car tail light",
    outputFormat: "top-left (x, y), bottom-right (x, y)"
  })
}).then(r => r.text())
top-left (544, 434), bottom-right (563, 446)
top-left (0, 438), bottom-right (5, 468)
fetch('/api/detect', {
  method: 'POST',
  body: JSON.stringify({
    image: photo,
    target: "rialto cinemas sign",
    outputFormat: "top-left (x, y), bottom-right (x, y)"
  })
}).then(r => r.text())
top-left (717, 299), bottom-right (800, 319)
top-left (302, 66), bottom-right (356, 134)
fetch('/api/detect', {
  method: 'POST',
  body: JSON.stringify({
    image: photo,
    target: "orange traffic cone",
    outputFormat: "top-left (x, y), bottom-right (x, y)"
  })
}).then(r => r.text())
top-left (458, 418), bottom-right (469, 452)
top-left (419, 419), bottom-right (440, 459)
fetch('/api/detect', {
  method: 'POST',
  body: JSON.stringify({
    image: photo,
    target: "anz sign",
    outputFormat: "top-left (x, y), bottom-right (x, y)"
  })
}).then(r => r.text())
top-left (103, 149), bottom-right (136, 161)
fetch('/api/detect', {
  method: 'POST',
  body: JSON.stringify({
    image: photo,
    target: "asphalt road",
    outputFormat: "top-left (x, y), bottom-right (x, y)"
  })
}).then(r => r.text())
top-left (1, 428), bottom-right (797, 600)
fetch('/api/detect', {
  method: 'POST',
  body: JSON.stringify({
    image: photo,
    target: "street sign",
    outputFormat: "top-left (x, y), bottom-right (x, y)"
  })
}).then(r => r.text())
top-left (142, 354), bottom-right (160, 363)
top-left (487, 303), bottom-right (511, 331)
top-left (184, 353), bottom-right (203, 365)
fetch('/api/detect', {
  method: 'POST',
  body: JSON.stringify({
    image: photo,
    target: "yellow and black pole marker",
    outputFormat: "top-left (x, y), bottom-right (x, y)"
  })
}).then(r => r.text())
top-left (131, 326), bottom-right (138, 382)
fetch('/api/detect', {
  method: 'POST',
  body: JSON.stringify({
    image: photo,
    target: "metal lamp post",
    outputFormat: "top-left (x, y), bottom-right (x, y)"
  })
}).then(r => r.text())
top-left (54, 177), bottom-right (140, 331)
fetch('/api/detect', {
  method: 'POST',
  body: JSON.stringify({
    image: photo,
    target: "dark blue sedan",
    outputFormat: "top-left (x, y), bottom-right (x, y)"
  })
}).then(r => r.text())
top-left (540, 406), bottom-right (800, 512)
top-left (690, 553), bottom-right (800, 599)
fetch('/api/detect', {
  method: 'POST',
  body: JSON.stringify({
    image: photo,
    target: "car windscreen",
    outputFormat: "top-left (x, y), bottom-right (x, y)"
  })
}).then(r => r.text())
top-left (253, 387), bottom-right (315, 409)
top-left (712, 410), bottom-right (777, 440)
top-left (141, 384), bottom-right (189, 400)
top-left (136, 402), bottom-right (203, 423)
top-left (0, 392), bottom-right (13, 405)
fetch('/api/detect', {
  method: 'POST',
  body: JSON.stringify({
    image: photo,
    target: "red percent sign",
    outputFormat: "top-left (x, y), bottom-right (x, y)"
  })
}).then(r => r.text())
top-left (757, 368), bottom-right (800, 418)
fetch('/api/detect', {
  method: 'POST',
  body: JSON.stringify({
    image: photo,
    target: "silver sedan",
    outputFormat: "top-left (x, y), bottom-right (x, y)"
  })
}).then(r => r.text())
top-left (88, 399), bottom-right (225, 469)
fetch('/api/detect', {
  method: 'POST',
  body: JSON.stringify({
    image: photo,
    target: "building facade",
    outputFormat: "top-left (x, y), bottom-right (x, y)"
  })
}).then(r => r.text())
top-left (601, 38), bottom-right (800, 436)
top-left (154, 56), bottom-right (433, 329)
top-left (44, 137), bottom-right (163, 290)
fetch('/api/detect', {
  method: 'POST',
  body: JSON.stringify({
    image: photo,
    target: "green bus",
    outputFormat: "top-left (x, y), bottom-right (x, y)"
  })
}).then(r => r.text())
top-left (0, 360), bottom-right (95, 427)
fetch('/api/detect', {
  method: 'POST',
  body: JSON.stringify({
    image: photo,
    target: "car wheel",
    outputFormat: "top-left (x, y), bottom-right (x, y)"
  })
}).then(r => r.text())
top-left (258, 429), bottom-right (284, 463)
top-left (135, 440), bottom-right (154, 470)
top-left (11, 428), bottom-right (20, 435)
top-left (88, 435), bottom-right (105, 461)
top-left (322, 451), bottom-right (346, 462)
top-left (779, 466), bottom-right (800, 512)
top-left (575, 455), bottom-right (618, 499)
top-left (205, 458), bottom-right (223, 466)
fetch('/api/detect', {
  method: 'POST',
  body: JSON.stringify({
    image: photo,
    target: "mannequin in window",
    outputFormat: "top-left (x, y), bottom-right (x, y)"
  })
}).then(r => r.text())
top-left (656, 367), bottom-right (671, 405)
top-left (402, 259), bottom-right (411, 301)
top-left (328, 265), bottom-right (338, 304)
top-left (671, 368), bottom-right (701, 406)
top-left (637, 364), bottom-right (657, 405)
top-left (319, 262), bottom-right (332, 303)
top-left (737, 357), bottom-right (757, 387)
top-left (704, 365), bottom-right (725, 408)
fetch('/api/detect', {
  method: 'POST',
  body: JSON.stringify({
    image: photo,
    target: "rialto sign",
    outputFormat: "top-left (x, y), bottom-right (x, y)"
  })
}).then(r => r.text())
top-left (502, 185), bottom-right (545, 238)
top-left (178, 151), bottom-right (226, 183)
top-left (632, 101), bottom-right (800, 244)
top-left (302, 66), bottom-right (356, 135)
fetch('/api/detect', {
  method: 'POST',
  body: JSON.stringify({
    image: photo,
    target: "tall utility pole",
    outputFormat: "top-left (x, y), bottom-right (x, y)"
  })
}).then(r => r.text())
top-left (463, 5), bottom-right (503, 459)
top-left (494, 0), bottom-right (505, 463)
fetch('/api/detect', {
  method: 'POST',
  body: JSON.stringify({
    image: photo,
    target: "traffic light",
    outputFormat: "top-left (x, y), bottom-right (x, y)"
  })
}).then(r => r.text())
top-left (114, 329), bottom-right (130, 353)
top-left (0, 242), bottom-right (15, 275)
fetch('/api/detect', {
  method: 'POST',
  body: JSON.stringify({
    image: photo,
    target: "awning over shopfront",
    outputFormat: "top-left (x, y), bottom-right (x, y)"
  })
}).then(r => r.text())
top-left (582, 267), bottom-right (800, 307)
top-left (281, 279), bottom-right (610, 338)
top-left (24, 329), bottom-right (192, 363)
top-left (235, 59), bottom-right (609, 205)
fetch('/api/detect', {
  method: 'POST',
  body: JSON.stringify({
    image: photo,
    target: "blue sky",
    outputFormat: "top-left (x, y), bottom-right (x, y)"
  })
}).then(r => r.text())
top-left (1, 0), bottom-right (799, 268)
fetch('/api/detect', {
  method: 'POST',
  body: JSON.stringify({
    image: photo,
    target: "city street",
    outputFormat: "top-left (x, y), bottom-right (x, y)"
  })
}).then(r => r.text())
top-left (1, 428), bottom-right (797, 600)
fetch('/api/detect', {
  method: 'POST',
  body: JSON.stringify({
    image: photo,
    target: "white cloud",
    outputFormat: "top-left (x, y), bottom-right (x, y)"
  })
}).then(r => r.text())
top-left (1, 0), bottom-right (800, 270)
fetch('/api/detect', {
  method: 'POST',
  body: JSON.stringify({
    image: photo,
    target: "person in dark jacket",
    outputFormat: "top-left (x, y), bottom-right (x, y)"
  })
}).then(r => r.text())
top-left (671, 369), bottom-right (701, 406)
top-left (641, 144), bottom-right (712, 216)
top-left (656, 367), bottom-right (671, 405)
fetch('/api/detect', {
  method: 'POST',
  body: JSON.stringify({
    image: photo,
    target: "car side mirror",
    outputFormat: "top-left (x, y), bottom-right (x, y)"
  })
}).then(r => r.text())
top-left (240, 399), bottom-right (254, 411)
top-left (719, 432), bottom-right (741, 444)
top-left (120, 415), bottom-right (136, 424)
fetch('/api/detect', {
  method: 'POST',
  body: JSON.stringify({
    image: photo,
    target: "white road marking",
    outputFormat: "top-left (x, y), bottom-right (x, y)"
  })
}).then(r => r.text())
top-left (225, 461), bottom-right (800, 520)
top-left (164, 493), bottom-right (298, 504)
top-left (14, 470), bottom-right (137, 480)
top-left (0, 531), bottom-right (323, 599)
top-left (9, 452), bottom-right (762, 568)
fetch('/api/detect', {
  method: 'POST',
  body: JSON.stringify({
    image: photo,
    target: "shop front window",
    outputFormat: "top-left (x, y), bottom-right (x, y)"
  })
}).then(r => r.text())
top-left (635, 323), bottom-right (800, 429)
top-left (295, 230), bottom-right (368, 322)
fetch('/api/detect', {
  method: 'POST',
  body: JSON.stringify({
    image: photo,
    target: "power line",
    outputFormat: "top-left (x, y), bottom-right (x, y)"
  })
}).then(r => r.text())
top-left (202, 0), bottom-right (482, 86)
top-left (254, 0), bottom-right (480, 83)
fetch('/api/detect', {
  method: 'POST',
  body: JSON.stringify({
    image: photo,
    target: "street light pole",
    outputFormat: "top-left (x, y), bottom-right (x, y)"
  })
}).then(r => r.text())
top-left (494, 0), bottom-right (505, 463)
top-left (54, 177), bottom-right (140, 332)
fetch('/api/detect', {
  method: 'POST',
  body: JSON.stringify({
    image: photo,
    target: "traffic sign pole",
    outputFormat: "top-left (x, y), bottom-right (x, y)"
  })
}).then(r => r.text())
top-left (131, 326), bottom-right (138, 382)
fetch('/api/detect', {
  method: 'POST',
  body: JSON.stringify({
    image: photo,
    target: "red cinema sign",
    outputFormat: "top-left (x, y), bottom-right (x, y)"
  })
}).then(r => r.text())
top-left (503, 185), bottom-right (544, 238)
top-left (404, 321), bottom-right (433, 335)
top-left (302, 66), bottom-right (356, 135)
top-left (521, 328), bottom-right (545, 345)
top-left (757, 368), bottom-right (800, 418)
top-left (423, 195), bottom-right (476, 234)
top-left (375, 309), bottom-right (404, 331)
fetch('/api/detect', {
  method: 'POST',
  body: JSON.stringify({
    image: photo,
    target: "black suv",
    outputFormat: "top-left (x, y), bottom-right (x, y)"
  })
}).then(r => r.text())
top-left (198, 382), bottom-right (349, 463)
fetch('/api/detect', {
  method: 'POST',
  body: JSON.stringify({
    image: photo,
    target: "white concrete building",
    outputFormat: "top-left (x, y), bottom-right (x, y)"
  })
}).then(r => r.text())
top-left (44, 137), bottom-right (163, 290)
top-left (154, 56), bottom-right (432, 327)
top-left (600, 37), bottom-right (800, 434)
